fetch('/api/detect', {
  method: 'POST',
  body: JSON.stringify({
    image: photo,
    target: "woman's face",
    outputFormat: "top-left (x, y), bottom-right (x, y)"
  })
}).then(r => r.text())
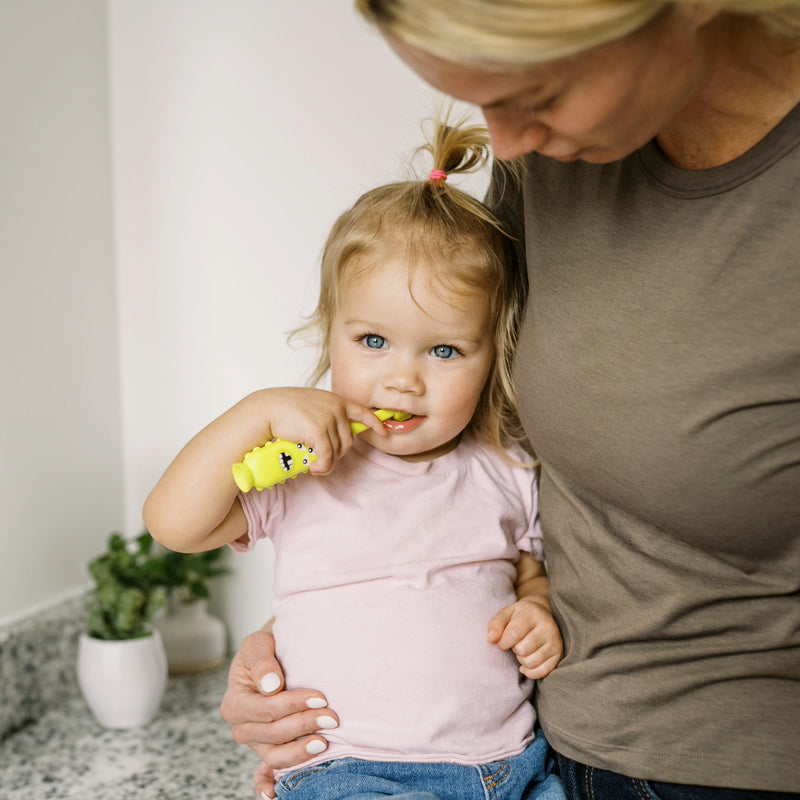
top-left (388, 8), bottom-right (715, 163)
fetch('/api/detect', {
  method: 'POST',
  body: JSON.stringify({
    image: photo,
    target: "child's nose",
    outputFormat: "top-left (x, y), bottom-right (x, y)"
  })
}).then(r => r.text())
top-left (383, 358), bottom-right (423, 395)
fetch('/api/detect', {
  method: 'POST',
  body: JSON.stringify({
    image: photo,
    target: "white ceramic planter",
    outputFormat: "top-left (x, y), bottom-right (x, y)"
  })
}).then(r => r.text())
top-left (77, 629), bottom-right (168, 729)
top-left (155, 599), bottom-right (227, 674)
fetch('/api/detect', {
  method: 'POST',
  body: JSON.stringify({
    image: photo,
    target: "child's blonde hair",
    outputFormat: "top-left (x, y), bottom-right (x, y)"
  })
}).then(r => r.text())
top-left (297, 112), bottom-right (530, 455)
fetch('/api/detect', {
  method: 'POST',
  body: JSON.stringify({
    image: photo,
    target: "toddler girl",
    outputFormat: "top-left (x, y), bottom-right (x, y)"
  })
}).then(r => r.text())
top-left (144, 115), bottom-right (565, 800)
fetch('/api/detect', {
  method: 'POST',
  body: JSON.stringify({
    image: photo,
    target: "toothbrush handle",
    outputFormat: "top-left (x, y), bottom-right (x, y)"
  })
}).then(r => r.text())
top-left (232, 439), bottom-right (317, 492)
top-left (232, 410), bottom-right (398, 492)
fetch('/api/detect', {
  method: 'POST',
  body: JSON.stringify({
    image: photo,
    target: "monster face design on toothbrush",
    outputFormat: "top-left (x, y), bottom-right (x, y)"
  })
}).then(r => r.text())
top-left (232, 409), bottom-right (412, 492)
top-left (232, 440), bottom-right (316, 493)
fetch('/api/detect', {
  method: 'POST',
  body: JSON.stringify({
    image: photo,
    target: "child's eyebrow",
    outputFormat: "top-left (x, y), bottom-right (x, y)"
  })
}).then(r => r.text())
top-left (342, 318), bottom-right (382, 328)
top-left (429, 332), bottom-right (486, 350)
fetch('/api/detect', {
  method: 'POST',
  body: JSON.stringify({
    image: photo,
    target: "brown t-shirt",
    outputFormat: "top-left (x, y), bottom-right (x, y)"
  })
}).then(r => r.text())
top-left (488, 104), bottom-right (800, 792)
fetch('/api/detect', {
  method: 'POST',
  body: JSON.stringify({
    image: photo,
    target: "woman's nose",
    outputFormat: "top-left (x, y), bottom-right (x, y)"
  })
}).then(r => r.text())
top-left (482, 108), bottom-right (550, 160)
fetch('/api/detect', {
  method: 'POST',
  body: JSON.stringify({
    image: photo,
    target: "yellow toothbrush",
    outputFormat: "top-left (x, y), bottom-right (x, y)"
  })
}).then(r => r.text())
top-left (232, 409), bottom-right (412, 492)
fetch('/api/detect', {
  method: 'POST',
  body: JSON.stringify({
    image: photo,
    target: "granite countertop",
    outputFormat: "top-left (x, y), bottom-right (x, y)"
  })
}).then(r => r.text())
top-left (0, 662), bottom-right (260, 799)
top-left (0, 619), bottom-right (261, 800)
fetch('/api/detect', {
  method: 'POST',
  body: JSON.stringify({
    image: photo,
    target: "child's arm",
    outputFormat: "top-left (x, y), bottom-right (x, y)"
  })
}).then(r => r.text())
top-left (487, 552), bottom-right (564, 680)
top-left (143, 387), bottom-right (384, 554)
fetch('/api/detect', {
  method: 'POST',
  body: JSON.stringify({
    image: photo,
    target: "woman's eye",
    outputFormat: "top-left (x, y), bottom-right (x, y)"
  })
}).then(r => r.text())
top-left (431, 344), bottom-right (459, 359)
top-left (363, 334), bottom-right (386, 349)
top-left (521, 95), bottom-right (557, 116)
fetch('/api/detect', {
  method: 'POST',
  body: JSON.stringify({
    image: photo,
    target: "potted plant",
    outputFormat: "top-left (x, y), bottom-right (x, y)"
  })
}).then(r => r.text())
top-left (151, 544), bottom-right (230, 674)
top-left (78, 532), bottom-right (168, 729)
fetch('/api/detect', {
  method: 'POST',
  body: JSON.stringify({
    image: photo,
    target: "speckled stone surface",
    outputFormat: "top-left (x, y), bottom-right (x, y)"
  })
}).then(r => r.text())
top-left (0, 593), bottom-right (86, 740)
top-left (0, 661), bottom-right (260, 799)
top-left (1, 596), bottom-right (259, 798)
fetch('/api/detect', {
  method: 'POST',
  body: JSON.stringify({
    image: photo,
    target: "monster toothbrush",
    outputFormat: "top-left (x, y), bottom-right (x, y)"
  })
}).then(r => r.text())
top-left (232, 409), bottom-right (412, 492)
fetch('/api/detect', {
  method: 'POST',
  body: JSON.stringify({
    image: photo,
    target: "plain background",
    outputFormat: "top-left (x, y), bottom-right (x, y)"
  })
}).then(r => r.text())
top-left (0, 0), bottom-right (489, 648)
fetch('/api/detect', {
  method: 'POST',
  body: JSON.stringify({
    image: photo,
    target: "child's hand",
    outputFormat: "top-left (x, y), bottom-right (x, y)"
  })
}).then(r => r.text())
top-left (253, 388), bottom-right (385, 475)
top-left (487, 597), bottom-right (563, 680)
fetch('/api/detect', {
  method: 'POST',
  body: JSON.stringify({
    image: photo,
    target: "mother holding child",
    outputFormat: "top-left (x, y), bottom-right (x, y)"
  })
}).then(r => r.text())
top-left (147, 1), bottom-right (800, 799)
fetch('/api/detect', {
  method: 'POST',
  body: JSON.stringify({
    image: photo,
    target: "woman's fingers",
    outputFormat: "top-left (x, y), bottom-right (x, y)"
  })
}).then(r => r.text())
top-left (249, 732), bottom-right (332, 771)
top-left (230, 699), bottom-right (339, 748)
top-left (254, 760), bottom-right (276, 800)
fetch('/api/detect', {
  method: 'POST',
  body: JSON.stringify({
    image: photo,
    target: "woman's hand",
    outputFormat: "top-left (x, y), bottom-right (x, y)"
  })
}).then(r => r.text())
top-left (220, 626), bottom-right (339, 799)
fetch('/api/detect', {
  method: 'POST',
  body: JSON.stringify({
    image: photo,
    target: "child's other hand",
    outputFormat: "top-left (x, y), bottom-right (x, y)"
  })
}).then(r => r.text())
top-left (487, 597), bottom-right (563, 680)
top-left (254, 388), bottom-right (385, 475)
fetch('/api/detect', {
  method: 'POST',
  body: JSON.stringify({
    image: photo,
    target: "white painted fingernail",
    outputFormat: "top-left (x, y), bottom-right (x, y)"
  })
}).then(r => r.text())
top-left (305, 739), bottom-right (327, 755)
top-left (316, 715), bottom-right (338, 729)
top-left (260, 672), bottom-right (281, 694)
top-left (306, 697), bottom-right (327, 709)
top-left (261, 792), bottom-right (273, 800)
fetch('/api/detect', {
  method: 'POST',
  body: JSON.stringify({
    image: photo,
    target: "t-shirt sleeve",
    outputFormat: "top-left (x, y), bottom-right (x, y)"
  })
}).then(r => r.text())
top-left (509, 455), bottom-right (544, 562)
top-left (227, 488), bottom-right (281, 553)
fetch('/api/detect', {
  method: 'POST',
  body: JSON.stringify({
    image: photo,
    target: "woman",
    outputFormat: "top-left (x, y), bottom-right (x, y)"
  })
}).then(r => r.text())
top-left (220, 2), bottom-right (800, 798)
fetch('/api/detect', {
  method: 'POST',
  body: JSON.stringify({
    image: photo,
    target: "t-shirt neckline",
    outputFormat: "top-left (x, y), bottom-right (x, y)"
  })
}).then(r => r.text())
top-left (636, 101), bottom-right (800, 199)
top-left (351, 431), bottom-right (477, 476)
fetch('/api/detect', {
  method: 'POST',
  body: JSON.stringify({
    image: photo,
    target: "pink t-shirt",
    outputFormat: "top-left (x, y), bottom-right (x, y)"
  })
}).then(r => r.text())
top-left (234, 432), bottom-right (542, 768)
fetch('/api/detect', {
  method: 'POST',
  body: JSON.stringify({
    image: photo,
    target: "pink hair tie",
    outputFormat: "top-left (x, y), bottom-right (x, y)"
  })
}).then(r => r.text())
top-left (429, 169), bottom-right (447, 182)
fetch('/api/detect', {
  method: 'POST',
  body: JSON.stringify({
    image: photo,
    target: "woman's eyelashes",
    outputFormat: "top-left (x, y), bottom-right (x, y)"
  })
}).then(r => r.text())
top-left (519, 93), bottom-right (559, 116)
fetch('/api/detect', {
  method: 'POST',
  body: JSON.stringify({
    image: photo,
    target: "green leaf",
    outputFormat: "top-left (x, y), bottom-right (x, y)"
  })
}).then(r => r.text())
top-left (97, 583), bottom-right (122, 611)
top-left (86, 530), bottom-right (230, 638)
top-left (87, 605), bottom-right (112, 639)
top-left (112, 587), bottom-right (146, 636)
top-left (137, 531), bottom-right (154, 555)
top-left (189, 580), bottom-right (210, 599)
top-left (145, 586), bottom-right (167, 619)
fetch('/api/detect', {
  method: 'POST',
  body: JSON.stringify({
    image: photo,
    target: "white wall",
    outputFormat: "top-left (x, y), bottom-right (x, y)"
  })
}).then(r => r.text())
top-left (1, 1), bottom-right (488, 639)
top-left (0, 0), bottom-right (123, 622)
top-left (108, 0), bottom-right (487, 649)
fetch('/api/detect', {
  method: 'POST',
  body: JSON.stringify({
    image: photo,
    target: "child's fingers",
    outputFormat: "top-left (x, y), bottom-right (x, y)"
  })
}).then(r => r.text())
top-left (513, 630), bottom-right (564, 676)
top-left (519, 651), bottom-right (562, 680)
top-left (487, 605), bottom-right (515, 645)
top-left (346, 403), bottom-right (388, 437)
top-left (308, 403), bottom-right (388, 474)
top-left (490, 603), bottom-right (547, 651)
top-left (513, 633), bottom-right (562, 663)
top-left (306, 431), bottom-right (340, 475)
top-left (306, 416), bottom-right (350, 475)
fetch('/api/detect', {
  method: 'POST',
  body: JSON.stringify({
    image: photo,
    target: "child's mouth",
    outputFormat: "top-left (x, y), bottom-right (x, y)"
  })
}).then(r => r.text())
top-left (382, 414), bottom-right (423, 433)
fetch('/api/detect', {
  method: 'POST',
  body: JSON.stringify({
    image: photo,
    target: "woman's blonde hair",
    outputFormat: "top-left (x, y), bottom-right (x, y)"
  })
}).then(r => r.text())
top-left (296, 112), bottom-right (530, 455)
top-left (355, 0), bottom-right (800, 66)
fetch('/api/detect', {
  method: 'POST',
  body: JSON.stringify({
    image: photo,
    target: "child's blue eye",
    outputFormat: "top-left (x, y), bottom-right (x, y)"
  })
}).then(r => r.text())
top-left (431, 345), bottom-right (459, 359)
top-left (364, 334), bottom-right (386, 349)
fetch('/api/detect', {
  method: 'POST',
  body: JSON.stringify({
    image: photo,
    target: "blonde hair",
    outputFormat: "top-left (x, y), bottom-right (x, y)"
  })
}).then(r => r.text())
top-left (355, 0), bottom-right (800, 66)
top-left (296, 113), bottom-right (530, 456)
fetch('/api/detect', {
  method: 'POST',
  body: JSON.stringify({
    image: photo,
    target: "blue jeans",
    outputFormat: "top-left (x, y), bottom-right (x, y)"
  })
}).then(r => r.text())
top-left (556, 752), bottom-right (800, 800)
top-left (275, 732), bottom-right (565, 800)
